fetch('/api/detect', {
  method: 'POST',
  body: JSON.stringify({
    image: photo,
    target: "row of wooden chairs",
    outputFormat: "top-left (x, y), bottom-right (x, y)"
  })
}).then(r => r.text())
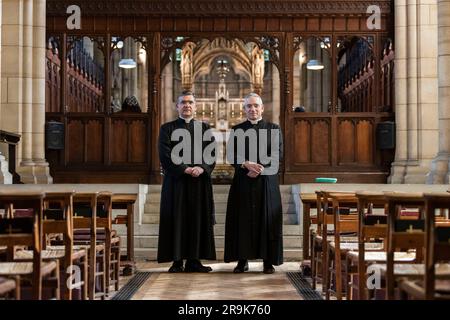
top-left (303, 190), bottom-right (450, 300)
top-left (0, 191), bottom-right (122, 300)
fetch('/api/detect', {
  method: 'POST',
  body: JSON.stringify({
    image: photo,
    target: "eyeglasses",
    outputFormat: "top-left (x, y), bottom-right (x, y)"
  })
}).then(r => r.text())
top-left (179, 100), bottom-right (195, 105)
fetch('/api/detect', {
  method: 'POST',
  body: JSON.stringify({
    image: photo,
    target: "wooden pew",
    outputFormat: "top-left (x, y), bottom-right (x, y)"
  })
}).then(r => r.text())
top-left (14, 192), bottom-right (89, 300)
top-left (398, 192), bottom-right (450, 299)
top-left (300, 193), bottom-right (317, 262)
top-left (0, 276), bottom-right (19, 299)
top-left (326, 192), bottom-right (359, 300)
top-left (72, 192), bottom-right (106, 300)
top-left (385, 192), bottom-right (425, 300)
top-left (311, 190), bottom-right (356, 294)
top-left (111, 193), bottom-right (137, 276)
top-left (356, 191), bottom-right (388, 300)
top-left (0, 192), bottom-right (60, 300)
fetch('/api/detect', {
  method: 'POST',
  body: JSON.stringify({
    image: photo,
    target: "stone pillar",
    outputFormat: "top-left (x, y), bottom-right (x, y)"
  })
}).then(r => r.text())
top-left (162, 61), bottom-right (174, 124)
top-left (389, 0), bottom-right (439, 183)
top-left (1, 0), bottom-right (25, 165)
top-left (272, 65), bottom-right (280, 123)
top-left (428, 0), bottom-right (450, 183)
top-left (0, 0), bottom-right (9, 184)
top-left (1, 0), bottom-right (52, 183)
top-left (30, 0), bottom-right (51, 183)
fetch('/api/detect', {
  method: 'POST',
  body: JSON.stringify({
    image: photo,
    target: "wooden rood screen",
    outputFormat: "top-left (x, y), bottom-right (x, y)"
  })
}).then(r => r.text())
top-left (45, 0), bottom-right (394, 184)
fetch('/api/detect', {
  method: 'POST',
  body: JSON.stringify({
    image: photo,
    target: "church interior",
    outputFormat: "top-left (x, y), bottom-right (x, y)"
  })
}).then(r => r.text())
top-left (0, 0), bottom-right (450, 302)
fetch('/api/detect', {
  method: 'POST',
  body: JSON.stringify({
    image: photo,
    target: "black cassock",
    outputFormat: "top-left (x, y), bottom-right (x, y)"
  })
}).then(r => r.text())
top-left (157, 118), bottom-right (216, 263)
top-left (224, 119), bottom-right (284, 266)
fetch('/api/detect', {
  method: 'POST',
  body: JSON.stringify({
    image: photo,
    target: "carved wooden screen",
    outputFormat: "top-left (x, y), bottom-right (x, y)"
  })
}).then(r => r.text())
top-left (46, 0), bottom-right (394, 184)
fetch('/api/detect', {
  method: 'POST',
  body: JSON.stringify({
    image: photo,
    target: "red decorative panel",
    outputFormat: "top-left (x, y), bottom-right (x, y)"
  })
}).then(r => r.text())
top-left (294, 120), bottom-right (311, 164)
top-left (338, 120), bottom-right (355, 164)
top-left (311, 120), bottom-right (330, 164)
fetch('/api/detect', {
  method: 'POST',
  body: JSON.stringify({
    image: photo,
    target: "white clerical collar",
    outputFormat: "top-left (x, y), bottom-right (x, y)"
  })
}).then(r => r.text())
top-left (179, 116), bottom-right (193, 123)
top-left (248, 117), bottom-right (262, 125)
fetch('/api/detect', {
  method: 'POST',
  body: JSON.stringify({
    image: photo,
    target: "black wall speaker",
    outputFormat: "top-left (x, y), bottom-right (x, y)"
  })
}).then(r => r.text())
top-left (376, 121), bottom-right (395, 149)
top-left (46, 121), bottom-right (64, 150)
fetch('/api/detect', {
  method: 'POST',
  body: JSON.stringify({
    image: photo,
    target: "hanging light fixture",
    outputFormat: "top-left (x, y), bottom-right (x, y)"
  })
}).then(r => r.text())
top-left (119, 58), bottom-right (137, 69)
top-left (306, 59), bottom-right (324, 70)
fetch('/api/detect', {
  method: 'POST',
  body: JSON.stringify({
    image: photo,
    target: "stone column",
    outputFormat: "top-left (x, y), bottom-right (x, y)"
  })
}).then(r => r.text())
top-left (0, 0), bottom-right (10, 184)
top-left (1, 0), bottom-right (25, 166)
top-left (272, 65), bottom-right (280, 123)
top-left (1, 0), bottom-right (52, 183)
top-left (30, 0), bottom-right (52, 183)
top-left (428, 0), bottom-right (450, 183)
top-left (389, 0), bottom-right (439, 183)
top-left (162, 61), bottom-right (174, 124)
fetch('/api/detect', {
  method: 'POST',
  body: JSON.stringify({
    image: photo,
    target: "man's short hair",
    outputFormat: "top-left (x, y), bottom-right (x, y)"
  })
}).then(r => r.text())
top-left (244, 93), bottom-right (263, 106)
top-left (177, 90), bottom-right (196, 104)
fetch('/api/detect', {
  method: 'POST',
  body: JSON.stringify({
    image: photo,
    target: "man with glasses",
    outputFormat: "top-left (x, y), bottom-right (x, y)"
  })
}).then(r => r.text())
top-left (224, 93), bottom-right (284, 274)
top-left (157, 91), bottom-right (216, 273)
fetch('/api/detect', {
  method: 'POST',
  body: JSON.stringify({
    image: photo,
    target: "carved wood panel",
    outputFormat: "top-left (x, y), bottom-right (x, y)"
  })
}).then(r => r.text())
top-left (67, 120), bottom-right (84, 164)
top-left (85, 120), bottom-right (104, 163)
top-left (129, 120), bottom-right (147, 163)
top-left (338, 120), bottom-right (355, 164)
top-left (289, 114), bottom-right (392, 173)
top-left (110, 120), bottom-right (128, 163)
top-left (311, 120), bottom-right (331, 165)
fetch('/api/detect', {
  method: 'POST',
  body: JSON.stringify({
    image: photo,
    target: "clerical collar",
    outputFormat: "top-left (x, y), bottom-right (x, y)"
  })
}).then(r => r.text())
top-left (248, 117), bottom-right (263, 125)
top-left (179, 116), bottom-right (193, 123)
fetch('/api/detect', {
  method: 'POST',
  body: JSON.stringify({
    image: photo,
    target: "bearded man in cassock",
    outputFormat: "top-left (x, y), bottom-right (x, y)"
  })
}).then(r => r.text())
top-left (157, 91), bottom-right (216, 273)
top-left (224, 92), bottom-right (283, 274)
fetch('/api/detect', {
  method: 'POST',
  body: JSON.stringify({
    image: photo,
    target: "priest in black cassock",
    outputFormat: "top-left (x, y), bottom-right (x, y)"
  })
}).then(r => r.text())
top-left (157, 91), bottom-right (216, 273)
top-left (224, 93), bottom-right (283, 274)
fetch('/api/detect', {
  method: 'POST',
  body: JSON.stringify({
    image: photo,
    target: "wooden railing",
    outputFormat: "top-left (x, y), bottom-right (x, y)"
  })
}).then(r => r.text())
top-left (45, 43), bottom-right (104, 113)
top-left (338, 47), bottom-right (395, 113)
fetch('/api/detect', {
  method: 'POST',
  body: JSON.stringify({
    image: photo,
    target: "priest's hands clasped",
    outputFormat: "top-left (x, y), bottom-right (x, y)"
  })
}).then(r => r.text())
top-left (243, 161), bottom-right (264, 178)
top-left (184, 166), bottom-right (205, 177)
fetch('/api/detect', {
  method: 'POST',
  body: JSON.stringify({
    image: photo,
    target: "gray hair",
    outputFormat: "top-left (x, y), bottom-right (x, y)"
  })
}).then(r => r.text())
top-left (177, 90), bottom-right (196, 104)
top-left (243, 93), bottom-right (263, 106)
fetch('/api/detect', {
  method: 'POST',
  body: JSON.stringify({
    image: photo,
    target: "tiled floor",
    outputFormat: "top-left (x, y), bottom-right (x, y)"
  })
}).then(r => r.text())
top-left (114, 261), bottom-right (307, 300)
